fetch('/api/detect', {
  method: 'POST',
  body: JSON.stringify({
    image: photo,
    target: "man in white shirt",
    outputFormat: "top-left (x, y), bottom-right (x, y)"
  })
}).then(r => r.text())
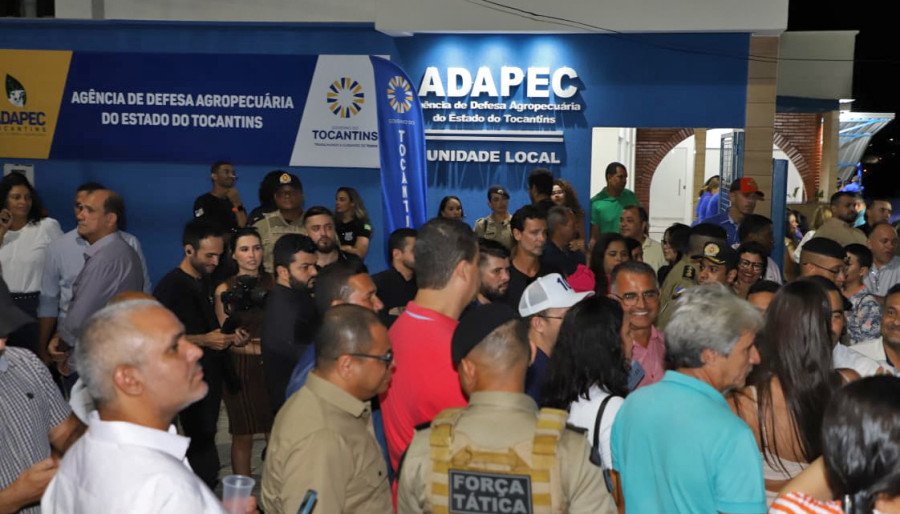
top-left (835, 283), bottom-right (900, 376)
top-left (41, 300), bottom-right (257, 514)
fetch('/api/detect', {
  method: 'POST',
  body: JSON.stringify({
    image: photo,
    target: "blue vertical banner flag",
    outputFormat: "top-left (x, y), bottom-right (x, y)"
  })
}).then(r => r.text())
top-left (370, 56), bottom-right (428, 232)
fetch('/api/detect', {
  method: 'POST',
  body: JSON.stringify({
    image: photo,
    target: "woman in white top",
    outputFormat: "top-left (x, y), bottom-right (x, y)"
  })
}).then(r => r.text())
top-left (0, 172), bottom-right (63, 354)
top-left (541, 296), bottom-right (630, 473)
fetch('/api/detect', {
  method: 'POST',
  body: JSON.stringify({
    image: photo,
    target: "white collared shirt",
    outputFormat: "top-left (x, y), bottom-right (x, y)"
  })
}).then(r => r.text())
top-left (833, 340), bottom-right (897, 377)
top-left (42, 411), bottom-right (226, 514)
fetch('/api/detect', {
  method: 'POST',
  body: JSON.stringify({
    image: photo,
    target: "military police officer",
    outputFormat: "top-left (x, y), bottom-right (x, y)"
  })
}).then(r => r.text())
top-left (657, 223), bottom-right (727, 327)
top-left (397, 303), bottom-right (616, 514)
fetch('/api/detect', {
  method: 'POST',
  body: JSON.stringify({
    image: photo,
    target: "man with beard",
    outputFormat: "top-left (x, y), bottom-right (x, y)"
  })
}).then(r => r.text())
top-left (372, 228), bottom-right (417, 326)
top-left (261, 234), bottom-right (320, 414)
top-left (193, 160), bottom-right (246, 231)
top-left (153, 220), bottom-right (249, 489)
top-left (475, 238), bottom-right (511, 305)
top-left (302, 205), bottom-right (362, 270)
top-left (814, 191), bottom-right (868, 247)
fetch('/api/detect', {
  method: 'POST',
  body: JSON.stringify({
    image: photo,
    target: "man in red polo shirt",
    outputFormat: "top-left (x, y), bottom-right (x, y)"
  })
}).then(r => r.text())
top-left (380, 218), bottom-right (480, 472)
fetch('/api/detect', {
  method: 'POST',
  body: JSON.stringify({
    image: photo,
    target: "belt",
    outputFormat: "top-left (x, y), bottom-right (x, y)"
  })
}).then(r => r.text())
top-left (10, 291), bottom-right (39, 301)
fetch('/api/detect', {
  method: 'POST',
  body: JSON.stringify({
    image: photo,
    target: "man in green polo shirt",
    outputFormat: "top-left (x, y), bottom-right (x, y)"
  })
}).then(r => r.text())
top-left (590, 162), bottom-right (638, 248)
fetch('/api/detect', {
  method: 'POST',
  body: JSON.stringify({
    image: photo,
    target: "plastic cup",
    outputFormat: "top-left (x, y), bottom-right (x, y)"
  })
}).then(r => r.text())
top-left (221, 474), bottom-right (255, 514)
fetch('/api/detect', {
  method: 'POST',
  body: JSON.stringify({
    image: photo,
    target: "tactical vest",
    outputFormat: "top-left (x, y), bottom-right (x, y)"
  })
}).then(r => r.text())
top-left (428, 407), bottom-right (568, 514)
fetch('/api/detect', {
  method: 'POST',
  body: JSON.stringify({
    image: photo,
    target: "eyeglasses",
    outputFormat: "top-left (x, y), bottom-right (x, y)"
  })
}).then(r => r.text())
top-left (738, 259), bottom-right (765, 272)
top-left (275, 189), bottom-right (301, 198)
top-left (347, 349), bottom-right (394, 364)
top-left (612, 290), bottom-right (660, 305)
top-left (802, 261), bottom-right (847, 277)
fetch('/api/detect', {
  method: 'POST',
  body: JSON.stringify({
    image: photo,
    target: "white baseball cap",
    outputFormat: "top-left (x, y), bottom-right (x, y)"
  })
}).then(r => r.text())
top-left (518, 273), bottom-right (594, 317)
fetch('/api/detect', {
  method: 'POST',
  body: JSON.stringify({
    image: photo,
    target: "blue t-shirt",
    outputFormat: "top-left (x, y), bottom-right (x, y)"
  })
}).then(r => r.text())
top-left (703, 192), bottom-right (721, 220)
top-left (524, 348), bottom-right (551, 404)
top-left (611, 371), bottom-right (766, 514)
top-left (696, 192), bottom-right (712, 220)
top-left (701, 211), bottom-right (740, 247)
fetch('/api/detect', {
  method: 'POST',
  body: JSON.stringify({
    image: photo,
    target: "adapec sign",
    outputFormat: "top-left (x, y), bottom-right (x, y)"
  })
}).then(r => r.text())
top-left (418, 65), bottom-right (581, 167)
top-left (0, 50), bottom-right (427, 229)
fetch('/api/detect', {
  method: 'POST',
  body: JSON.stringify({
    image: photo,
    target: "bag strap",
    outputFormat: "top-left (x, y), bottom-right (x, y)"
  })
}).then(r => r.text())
top-left (591, 395), bottom-right (614, 465)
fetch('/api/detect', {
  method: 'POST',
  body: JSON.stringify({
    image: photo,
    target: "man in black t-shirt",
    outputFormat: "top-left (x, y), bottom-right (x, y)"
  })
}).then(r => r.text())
top-left (260, 233), bottom-right (320, 413)
top-left (302, 206), bottom-right (363, 270)
top-left (192, 160), bottom-right (246, 231)
top-left (153, 220), bottom-right (248, 489)
top-left (372, 228), bottom-right (418, 326)
top-left (503, 205), bottom-right (549, 309)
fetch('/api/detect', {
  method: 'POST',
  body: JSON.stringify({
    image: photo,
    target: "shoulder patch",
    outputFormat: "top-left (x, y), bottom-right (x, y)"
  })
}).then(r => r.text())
top-left (194, 208), bottom-right (204, 218)
top-left (682, 265), bottom-right (696, 279)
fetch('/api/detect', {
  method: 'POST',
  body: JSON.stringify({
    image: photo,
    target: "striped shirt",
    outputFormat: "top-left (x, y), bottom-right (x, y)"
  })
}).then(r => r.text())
top-left (770, 492), bottom-right (843, 513)
top-left (0, 347), bottom-right (72, 514)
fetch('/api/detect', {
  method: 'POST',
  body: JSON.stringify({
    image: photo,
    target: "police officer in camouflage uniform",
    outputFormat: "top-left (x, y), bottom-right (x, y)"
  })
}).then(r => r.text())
top-left (397, 303), bottom-right (615, 514)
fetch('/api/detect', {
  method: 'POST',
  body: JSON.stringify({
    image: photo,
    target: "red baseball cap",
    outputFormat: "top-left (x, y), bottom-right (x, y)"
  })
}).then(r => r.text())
top-left (729, 177), bottom-right (765, 199)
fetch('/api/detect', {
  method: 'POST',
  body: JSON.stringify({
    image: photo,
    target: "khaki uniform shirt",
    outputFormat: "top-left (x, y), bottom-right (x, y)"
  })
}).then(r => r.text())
top-left (641, 237), bottom-right (666, 273)
top-left (812, 217), bottom-right (867, 247)
top-left (253, 210), bottom-right (307, 273)
top-left (657, 256), bottom-right (697, 328)
top-left (397, 391), bottom-right (616, 514)
top-left (474, 214), bottom-right (514, 250)
top-left (262, 373), bottom-right (391, 514)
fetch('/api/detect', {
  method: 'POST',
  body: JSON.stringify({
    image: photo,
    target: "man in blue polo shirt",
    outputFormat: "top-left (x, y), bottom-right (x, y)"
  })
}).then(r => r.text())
top-left (702, 177), bottom-right (764, 247)
top-left (611, 284), bottom-right (766, 514)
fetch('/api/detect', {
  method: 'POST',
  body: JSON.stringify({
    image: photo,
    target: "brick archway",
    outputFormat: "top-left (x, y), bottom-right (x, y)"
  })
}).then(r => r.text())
top-left (773, 132), bottom-right (816, 201)
top-left (634, 128), bottom-right (696, 208)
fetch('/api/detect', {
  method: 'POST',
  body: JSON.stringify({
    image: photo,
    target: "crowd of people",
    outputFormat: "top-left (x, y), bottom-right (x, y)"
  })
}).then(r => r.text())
top-left (1, 161), bottom-right (899, 514)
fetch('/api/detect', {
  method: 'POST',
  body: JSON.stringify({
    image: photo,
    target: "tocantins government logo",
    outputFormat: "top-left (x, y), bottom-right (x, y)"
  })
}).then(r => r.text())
top-left (5, 74), bottom-right (26, 107)
top-left (326, 77), bottom-right (365, 118)
top-left (386, 75), bottom-right (413, 114)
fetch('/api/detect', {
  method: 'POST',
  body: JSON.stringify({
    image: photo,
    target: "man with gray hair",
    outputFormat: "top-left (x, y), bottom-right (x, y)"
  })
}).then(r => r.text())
top-left (42, 300), bottom-right (256, 513)
top-left (610, 261), bottom-right (664, 389)
top-left (611, 284), bottom-right (766, 514)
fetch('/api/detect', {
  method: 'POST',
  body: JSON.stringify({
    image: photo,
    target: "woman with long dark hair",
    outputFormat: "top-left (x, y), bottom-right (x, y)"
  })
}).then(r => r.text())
top-left (213, 227), bottom-right (274, 477)
top-left (589, 233), bottom-right (629, 295)
top-left (0, 172), bottom-right (62, 354)
top-left (437, 195), bottom-right (464, 219)
top-left (334, 186), bottom-right (372, 259)
top-left (773, 376), bottom-right (900, 514)
top-left (730, 280), bottom-right (845, 502)
top-left (551, 178), bottom-right (586, 253)
top-left (542, 296), bottom-right (630, 470)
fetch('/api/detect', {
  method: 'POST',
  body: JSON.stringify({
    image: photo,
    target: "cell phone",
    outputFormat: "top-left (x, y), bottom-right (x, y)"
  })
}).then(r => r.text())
top-left (297, 490), bottom-right (317, 514)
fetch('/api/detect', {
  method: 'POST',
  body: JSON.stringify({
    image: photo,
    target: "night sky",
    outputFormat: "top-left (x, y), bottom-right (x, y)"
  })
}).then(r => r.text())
top-left (789, 0), bottom-right (900, 197)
